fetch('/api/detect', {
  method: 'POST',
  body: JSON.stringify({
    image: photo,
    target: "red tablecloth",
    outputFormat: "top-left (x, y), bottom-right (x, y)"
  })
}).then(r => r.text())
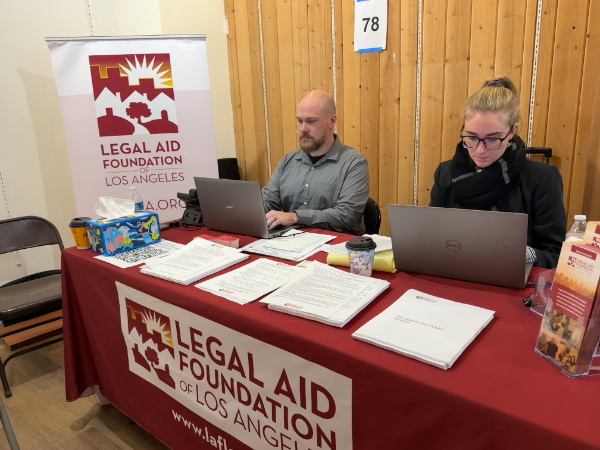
top-left (61, 227), bottom-right (600, 450)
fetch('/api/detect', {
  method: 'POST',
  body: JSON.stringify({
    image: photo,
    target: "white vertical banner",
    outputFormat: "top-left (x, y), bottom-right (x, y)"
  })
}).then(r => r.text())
top-left (353, 0), bottom-right (388, 53)
top-left (46, 35), bottom-right (218, 221)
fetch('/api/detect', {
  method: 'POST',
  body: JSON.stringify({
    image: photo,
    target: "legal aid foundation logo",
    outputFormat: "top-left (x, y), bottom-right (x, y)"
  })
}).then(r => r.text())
top-left (125, 298), bottom-right (176, 389)
top-left (89, 54), bottom-right (179, 137)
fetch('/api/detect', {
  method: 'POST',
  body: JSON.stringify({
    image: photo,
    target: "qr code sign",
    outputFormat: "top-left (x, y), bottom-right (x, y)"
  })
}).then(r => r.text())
top-left (112, 246), bottom-right (169, 264)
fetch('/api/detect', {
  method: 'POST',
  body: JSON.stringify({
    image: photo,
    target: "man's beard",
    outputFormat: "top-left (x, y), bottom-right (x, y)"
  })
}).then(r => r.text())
top-left (299, 133), bottom-right (326, 154)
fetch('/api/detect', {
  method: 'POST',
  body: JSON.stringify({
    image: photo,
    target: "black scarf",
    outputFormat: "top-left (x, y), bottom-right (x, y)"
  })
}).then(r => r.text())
top-left (450, 134), bottom-right (526, 209)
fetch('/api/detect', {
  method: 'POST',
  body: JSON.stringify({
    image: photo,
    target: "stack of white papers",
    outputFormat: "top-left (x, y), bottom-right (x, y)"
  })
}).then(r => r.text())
top-left (242, 231), bottom-right (336, 262)
top-left (260, 261), bottom-right (389, 327)
top-left (94, 240), bottom-right (183, 268)
top-left (195, 259), bottom-right (298, 305)
top-left (140, 238), bottom-right (248, 285)
top-left (352, 289), bottom-right (495, 370)
top-left (319, 234), bottom-right (393, 254)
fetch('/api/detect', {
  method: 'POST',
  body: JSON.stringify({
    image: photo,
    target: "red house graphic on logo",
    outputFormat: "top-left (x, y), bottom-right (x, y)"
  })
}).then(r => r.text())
top-left (89, 54), bottom-right (178, 137)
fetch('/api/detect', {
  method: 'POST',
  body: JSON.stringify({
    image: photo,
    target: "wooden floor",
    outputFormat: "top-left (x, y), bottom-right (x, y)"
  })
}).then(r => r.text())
top-left (0, 339), bottom-right (168, 450)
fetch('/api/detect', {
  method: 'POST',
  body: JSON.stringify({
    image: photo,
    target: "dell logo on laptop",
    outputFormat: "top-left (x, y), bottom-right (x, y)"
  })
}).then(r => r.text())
top-left (225, 202), bottom-right (234, 210)
top-left (446, 240), bottom-right (461, 252)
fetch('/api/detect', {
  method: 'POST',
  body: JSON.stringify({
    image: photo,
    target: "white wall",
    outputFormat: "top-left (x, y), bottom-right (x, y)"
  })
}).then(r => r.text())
top-left (0, 0), bottom-right (235, 284)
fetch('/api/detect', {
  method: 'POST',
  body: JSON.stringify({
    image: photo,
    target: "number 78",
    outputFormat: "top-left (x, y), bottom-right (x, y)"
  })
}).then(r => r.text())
top-left (362, 16), bottom-right (380, 32)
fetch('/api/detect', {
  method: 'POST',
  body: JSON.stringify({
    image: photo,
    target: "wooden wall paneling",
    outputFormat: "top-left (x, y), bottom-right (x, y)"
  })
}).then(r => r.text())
top-left (377, 0), bottom-right (401, 236)
top-left (291, 0), bottom-right (303, 105)
top-left (569, 0), bottom-right (600, 219)
top-left (441, 0), bottom-right (472, 163)
top-left (531, 0), bottom-right (559, 146)
top-left (333, 0), bottom-right (345, 142)
top-left (360, 52), bottom-right (380, 202)
top-left (300, 0), bottom-right (312, 98)
top-left (323, 0), bottom-right (334, 96)
top-left (276, 0), bottom-right (299, 155)
top-left (468, 0), bottom-right (499, 93)
top-left (341, 0), bottom-right (361, 150)
top-left (224, 0), bottom-right (246, 179)
top-left (291, 0), bottom-right (311, 105)
top-left (397, 0), bottom-right (419, 205)
top-left (261, 0), bottom-right (286, 173)
top-left (233, 0), bottom-right (261, 182)
top-left (582, 53), bottom-right (600, 220)
top-left (495, 0), bottom-right (527, 94)
top-left (519, 0), bottom-right (538, 140)
top-left (308, 0), bottom-right (327, 91)
top-left (417, 0), bottom-right (447, 205)
top-left (544, 0), bottom-right (589, 212)
top-left (247, 0), bottom-right (270, 186)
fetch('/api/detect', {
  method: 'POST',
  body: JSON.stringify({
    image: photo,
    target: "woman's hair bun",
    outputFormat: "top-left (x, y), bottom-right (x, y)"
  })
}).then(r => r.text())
top-left (484, 78), bottom-right (507, 88)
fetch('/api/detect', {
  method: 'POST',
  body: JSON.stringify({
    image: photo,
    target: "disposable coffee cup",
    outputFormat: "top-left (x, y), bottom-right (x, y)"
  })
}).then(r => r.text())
top-left (69, 217), bottom-right (92, 249)
top-left (346, 236), bottom-right (377, 277)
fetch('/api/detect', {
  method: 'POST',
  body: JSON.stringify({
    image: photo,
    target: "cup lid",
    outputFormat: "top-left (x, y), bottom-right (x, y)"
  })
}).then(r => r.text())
top-left (345, 236), bottom-right (377, 251)
top-left (69, 217), bottom-right (92, 227)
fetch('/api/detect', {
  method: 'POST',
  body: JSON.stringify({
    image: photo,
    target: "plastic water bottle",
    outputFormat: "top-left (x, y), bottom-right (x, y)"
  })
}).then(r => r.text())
top-left (128, 186), bottom-right (144, 212)
top-left (566, 215), bottom-right (587, 240)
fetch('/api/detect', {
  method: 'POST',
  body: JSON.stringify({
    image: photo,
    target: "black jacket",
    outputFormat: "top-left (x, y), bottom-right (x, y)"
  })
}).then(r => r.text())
top-left (430, 157), bottom-right (567, 268)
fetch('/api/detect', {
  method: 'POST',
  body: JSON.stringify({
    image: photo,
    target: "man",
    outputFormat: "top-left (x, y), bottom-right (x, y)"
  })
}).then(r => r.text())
top-left (262, 90), bottom-right (369, 235)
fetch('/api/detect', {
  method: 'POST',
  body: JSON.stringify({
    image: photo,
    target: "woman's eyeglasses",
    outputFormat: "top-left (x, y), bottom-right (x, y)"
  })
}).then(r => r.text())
top-left (460, 129), bottom-right (513, 150)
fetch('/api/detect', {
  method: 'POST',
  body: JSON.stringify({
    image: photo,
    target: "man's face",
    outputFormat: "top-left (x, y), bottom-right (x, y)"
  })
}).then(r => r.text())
top-left (296, 99), bottom-right (335, 154)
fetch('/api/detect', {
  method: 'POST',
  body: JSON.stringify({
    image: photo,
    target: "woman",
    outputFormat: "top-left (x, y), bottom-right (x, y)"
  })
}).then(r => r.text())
top-left (430, 77), bottom-right (566, 268)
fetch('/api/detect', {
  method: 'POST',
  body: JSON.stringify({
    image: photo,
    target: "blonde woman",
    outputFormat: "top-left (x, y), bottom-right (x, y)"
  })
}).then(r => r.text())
top-left (430, 77), bottom-right (566, 268)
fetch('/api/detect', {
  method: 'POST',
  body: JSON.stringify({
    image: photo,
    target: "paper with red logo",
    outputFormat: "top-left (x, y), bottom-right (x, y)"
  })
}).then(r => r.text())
top-left (46, 36), bottom-right (218, 221)
top-left (260, 262), bottom-right (389, 327)
top-left (117, 282), bottom-right (353, 450)
top-left (140, 237), bottom-right (248, 285)
top-left (583, 221), bottom-right (600, 249)
top-left (536, 241), bottom-right (600, 375)
top-left (195, 259), bottom-right (299, 304)
top-left (352, 289), bottom-right (494, 370)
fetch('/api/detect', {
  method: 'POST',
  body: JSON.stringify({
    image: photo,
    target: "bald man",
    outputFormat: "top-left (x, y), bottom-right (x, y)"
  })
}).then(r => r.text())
top-left (262, 90), bottom-right (369, 235)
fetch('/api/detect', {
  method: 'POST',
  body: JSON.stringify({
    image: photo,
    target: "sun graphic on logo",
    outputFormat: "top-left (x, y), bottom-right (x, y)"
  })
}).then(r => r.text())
top-left (119, 55), bottom-right (172, 89)
top-left (142, 310), bottom-right (173, 347)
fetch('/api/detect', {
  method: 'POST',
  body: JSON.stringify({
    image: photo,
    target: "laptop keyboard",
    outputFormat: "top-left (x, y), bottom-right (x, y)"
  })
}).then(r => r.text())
top-left (268, 225), bottom-right (297, 238)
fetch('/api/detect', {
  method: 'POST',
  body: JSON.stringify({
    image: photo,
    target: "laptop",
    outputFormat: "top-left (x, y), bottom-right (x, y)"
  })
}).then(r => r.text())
top-left (194, 177), bottom-right (297, 239)
top-left (388, 205), bottom-right (530, 289)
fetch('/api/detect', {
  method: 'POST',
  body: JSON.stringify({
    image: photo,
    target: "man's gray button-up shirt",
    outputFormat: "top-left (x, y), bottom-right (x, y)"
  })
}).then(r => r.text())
top-left (261, 136), bottom-right (369, 235)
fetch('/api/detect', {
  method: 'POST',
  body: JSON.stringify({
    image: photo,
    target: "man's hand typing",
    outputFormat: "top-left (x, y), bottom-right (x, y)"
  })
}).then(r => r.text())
top-left (266, 211), bottom-right (298, 229)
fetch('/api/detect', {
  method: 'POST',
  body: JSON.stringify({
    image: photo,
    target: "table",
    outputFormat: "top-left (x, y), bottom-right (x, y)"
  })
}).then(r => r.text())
top-left (61, 227), bottom-right (600, 450)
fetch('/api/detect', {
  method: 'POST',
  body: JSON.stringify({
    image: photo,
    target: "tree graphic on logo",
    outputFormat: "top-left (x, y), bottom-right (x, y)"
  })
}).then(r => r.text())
top-left (145, 346), bottom-right (160, 367)
top-left (89, 54), bottom-right (178, 137)
top-left (126, 102), bottom-right (152, 124)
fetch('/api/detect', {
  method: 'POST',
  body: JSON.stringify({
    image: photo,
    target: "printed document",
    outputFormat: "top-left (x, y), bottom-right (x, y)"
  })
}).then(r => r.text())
top-left (141, 238), bottom-right (247, 285)
top-left (352, 289), bottom-right (495, 369)
top-left (195, 259), bottom-right (299, 304)
top-left (242, 232), bottom-right (336, 261)
top-left (94, 240), bottom-right (183, 269)
top-left (261, 261), bottom-right (389, 326)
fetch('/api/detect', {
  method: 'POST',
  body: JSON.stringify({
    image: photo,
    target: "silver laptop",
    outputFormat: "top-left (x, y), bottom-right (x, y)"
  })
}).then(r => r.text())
top-left (388, 205), bottom-right (530, 289)
top-left (194, 177), bottom-right (296, 239)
